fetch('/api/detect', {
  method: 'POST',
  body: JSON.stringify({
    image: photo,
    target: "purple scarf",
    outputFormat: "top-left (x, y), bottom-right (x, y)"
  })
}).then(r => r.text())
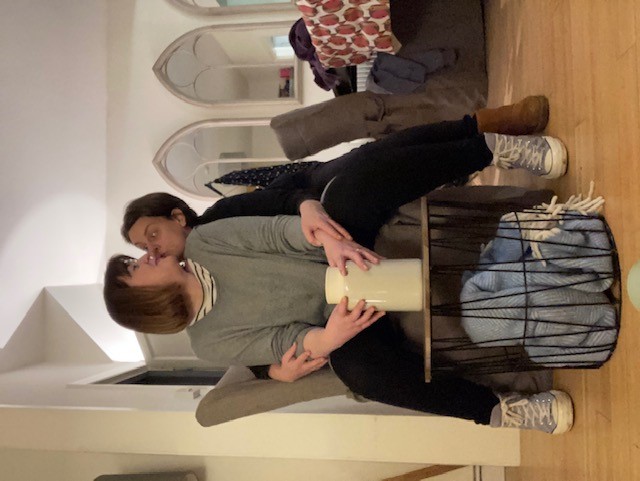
top-left (289, 18), bottom-right (339, 91)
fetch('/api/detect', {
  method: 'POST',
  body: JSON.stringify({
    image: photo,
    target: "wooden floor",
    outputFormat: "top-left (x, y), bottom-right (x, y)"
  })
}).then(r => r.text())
top-left (479, 1), bottom-right (640, 480)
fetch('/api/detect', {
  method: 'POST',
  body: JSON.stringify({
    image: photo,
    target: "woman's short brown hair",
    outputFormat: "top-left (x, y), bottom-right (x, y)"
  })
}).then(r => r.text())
top-left (103, 254), bottom-right (191, 334)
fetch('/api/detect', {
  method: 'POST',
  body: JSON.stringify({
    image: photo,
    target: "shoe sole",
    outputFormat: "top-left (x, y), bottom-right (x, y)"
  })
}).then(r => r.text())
top-left (541, 136), bottom-right (568, 179)
top-left (550, 390), bottom-right (574, 434)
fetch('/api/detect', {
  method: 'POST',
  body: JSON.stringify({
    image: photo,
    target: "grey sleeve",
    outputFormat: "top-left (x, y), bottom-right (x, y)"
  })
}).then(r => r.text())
top-left (193, 216), bottom-right (326, 262)
top-left (192, 322), bottom-right (317, 366)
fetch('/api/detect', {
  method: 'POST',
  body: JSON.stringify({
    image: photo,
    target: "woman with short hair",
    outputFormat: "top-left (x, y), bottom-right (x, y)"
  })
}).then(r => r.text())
top-left (104, 111), bottom-right (574, 435)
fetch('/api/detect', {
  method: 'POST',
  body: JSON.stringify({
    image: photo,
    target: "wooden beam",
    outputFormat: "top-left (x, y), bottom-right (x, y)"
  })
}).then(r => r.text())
top-left (382, 464), bottom-right (467, 481)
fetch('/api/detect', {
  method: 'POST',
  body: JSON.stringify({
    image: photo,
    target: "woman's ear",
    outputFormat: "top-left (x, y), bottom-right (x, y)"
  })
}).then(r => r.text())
top-left (171, 208), bottom-right (187, 227)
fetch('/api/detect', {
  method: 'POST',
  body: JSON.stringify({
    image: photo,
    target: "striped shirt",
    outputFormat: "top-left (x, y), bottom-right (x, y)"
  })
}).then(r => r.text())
top-left (187, 258), bottom-right (216, 325)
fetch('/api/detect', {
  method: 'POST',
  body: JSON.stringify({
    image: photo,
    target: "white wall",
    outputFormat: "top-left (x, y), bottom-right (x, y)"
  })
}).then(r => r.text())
top-left (0, 406), bottom-right (519, 466)
top-left (0, 291), bottom-right (46, 373)
top-left (0, 1), bottom-right (108, 350)
top-left (105, 0), bottom-right (334, 258)
top-left (0, 362), bottom-right (202, 411)
top-left (0, 450), bottom-right (506, 481)
top-left (44, 285), bottom-right (143, 363)
top-left (0, 449), bottom-right (479, 481)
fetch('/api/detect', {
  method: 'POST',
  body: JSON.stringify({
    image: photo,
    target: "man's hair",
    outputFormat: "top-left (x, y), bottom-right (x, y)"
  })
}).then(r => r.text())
top-left (103, 254), bottom-right (191, 334)
top-left (121, 193), bottom-right (199, 242)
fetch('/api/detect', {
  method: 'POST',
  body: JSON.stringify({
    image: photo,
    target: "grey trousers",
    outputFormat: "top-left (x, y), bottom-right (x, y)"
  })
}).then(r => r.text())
top-left (270, 89), bottom-right (487, 160)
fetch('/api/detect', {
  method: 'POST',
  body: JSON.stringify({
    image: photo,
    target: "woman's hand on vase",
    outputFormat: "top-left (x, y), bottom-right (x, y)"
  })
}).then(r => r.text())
top-left (323, 297), bottom-right (385, 350)
top-left (316, 230), bottom-right (383, 275)
top-left (302, 298), bottom-right (385, 358)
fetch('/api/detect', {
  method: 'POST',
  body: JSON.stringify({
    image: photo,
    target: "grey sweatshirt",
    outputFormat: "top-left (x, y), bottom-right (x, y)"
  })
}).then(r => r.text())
top-left (185, 215), bottom-right (332, 366)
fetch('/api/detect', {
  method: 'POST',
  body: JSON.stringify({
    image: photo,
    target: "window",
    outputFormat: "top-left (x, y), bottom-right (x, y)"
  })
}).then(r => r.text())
top-left (154, 22), bottom-right (302, 107)
top-left (153, 119), bottom-right (290, 200)
top-left (168, 0), bottom-right (294, 16)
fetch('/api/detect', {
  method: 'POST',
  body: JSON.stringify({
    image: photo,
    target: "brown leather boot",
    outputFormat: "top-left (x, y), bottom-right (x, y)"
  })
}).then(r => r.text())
top-left (475, 96), bottom-right (549, 135)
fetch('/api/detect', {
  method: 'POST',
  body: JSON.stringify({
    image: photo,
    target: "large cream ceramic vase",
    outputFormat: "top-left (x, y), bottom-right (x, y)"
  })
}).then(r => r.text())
top-left (325, 259), bottom-right (423, 312)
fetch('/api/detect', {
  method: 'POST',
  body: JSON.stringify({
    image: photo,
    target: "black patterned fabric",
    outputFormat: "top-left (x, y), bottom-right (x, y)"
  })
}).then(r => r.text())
top-left (211, 161), bottom-right (321, 188)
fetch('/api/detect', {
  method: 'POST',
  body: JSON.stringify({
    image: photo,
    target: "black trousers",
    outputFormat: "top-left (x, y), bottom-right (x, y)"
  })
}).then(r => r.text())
top-left (316, 115), bottom-right (492, 246)
top-left (207, 117), bottom-right (490, 231)
top-left (320, 116), bottom-right (499, 424)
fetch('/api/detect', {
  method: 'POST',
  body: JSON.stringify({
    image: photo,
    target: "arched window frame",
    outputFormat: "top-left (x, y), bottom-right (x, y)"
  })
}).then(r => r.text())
top-left (153, 21), bottom-right (303, 108)
top-left (167, 0), bottom-right (296, 16)
top-left (153, 118), bottom-right (291, 201)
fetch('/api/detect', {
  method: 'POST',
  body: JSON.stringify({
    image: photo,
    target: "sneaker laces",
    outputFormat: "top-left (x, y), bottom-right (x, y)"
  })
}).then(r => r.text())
top-left (501, 181), bottom-right (605, 265)
top-left (499, 394), bottom-right (553, 429)
top-left (493, 135), bottom-right (545, 171)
